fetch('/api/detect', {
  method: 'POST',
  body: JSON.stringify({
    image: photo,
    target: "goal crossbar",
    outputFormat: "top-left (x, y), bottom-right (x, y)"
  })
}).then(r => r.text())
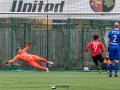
top-left (0, 12), bottom-right (120, 15)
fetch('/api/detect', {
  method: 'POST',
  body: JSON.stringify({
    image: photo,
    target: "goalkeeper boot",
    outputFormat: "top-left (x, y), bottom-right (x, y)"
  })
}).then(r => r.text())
top-left (48, 61), bottom-right (53, 64)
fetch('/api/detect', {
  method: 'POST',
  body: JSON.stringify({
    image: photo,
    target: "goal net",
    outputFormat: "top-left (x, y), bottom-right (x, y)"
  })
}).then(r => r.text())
top-left (0, 0), bottom-right (119, 71)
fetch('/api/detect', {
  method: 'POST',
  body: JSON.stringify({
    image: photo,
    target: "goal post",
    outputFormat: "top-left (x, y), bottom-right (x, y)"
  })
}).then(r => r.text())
top-left (0, 12), bottom-right (119, 71)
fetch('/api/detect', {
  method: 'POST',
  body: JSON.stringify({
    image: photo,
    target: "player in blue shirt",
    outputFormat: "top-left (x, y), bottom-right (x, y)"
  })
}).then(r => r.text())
top-left (107, 22), bottom-right (120, 77)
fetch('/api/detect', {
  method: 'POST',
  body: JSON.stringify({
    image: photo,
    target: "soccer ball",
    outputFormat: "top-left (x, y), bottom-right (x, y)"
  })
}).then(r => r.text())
top-left (51, 84), bottom-right (56, 89)
top-left (83, 67), bottom-right (89, 72)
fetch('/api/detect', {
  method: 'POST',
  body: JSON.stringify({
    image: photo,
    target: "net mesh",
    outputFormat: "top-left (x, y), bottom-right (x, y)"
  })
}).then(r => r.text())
top-left (0, 0), bottom-right (119, 71)
top-left (0, 13), bottom-right (118, 71)
top-left (0, 0), bottom-right (120, 71)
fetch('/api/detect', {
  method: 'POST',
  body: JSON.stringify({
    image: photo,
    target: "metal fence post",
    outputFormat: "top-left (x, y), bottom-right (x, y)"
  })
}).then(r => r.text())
top-left (67, 18), bottom-right (71, 68)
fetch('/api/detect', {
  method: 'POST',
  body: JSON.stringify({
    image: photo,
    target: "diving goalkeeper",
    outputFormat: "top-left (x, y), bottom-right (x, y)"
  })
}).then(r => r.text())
top-left (4, 42), bottom-right (53, 72)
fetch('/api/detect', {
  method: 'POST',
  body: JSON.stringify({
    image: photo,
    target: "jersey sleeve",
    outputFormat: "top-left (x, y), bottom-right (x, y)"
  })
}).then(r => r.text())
top-left (8, 55), bottom-right (19, 63)
top-left (85, 42), bottom-right (91, 53)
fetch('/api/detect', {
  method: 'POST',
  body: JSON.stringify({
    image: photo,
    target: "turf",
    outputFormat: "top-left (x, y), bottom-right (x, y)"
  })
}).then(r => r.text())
top-left (0, 71), bottom-right (120, 90)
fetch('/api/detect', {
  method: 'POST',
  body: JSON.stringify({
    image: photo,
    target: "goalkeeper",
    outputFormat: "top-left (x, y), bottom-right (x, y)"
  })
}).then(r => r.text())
top-left (4, 42), bottom-right (53, 72)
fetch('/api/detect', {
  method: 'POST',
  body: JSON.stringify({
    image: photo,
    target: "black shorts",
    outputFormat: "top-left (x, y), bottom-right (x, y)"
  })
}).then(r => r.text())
top-left (92, 53), bottom-right (104, 64)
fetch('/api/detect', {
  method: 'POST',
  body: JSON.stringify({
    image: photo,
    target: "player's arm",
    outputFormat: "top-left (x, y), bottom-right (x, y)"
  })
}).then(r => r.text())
top-left (4, 55), bottom-right (18, 64)
top-left (22, 42), bottom-right (31, 52)
top-left (105, 32), bottom-right (110, 57)
top-left (107, 38), bottom-right (110, 47)
top-left (85, 42), bottom-right (91, 54)
top-left (106, 38), bottom-right (110, 55)
top-left (107, 31), bottom-right (110, 52)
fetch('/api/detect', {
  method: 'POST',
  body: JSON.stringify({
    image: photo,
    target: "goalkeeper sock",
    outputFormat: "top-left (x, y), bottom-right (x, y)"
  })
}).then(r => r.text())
top-left (108, 64), bottom-right (113, 74)
top-left (114, 62), bottom-right (119, 74)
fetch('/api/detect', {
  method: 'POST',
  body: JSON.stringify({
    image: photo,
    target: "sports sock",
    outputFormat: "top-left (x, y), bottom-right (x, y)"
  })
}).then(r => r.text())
top-left (108, 64), bottom-right (113, 74)
top-left (114, 62), bottom-right (119, 74)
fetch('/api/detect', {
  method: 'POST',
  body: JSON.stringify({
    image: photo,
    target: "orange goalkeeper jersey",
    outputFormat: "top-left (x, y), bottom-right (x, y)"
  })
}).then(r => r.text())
top-left (9, 45), bottom-right (33, 63)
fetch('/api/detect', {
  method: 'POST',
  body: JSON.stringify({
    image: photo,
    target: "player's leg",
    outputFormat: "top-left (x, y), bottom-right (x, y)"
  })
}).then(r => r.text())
top-left (97, 54), bottom-right (104, 73)
top-left (108, 46), bottom-right (114, 77)
top-left (28, 60), bottom-right (49, 72)
top-left (32, 55), bottom-right (53, 64)
top-left (32, 55), bottom-right (47, 62)
top-left (92, 56), bottom-right (99, 71)
top-left (114, 47), bottom-right (120, 77)
top-left (114, 60), bottom-right (119, 77)
top-left (108, 62), bottom-right (113, 77)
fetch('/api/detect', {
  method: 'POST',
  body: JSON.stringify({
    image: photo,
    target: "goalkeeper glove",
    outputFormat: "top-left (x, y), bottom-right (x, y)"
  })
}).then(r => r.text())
top-left (4, 61), bottom-right (9, 64)
top-left (27, 42), bottom-right (31, 46)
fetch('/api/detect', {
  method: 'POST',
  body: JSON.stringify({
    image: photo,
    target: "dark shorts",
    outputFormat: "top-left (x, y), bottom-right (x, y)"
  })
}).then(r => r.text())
top-left (92, 53), bottom-right (104, 64)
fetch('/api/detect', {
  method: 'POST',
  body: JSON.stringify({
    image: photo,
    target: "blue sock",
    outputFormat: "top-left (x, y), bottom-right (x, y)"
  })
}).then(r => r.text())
top-left (114, 62), bottom-right (119, 74)
top-left (108, 64), bottom-right (113, 74)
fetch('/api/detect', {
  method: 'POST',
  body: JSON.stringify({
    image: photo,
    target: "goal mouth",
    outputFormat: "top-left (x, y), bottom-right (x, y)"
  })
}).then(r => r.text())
top-left (0, 11), bottom-right (118, 70)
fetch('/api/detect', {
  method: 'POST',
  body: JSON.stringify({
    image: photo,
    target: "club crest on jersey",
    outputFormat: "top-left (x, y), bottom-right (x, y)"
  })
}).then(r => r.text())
top-left (90, 0), bottom-right (115, 12)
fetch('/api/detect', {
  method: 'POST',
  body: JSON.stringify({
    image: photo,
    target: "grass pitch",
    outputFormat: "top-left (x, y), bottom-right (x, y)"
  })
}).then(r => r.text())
top-left (0, 71), bottom-right (120, 90)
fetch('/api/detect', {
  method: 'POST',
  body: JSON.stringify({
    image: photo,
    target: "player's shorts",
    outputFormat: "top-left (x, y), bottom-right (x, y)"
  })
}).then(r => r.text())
top-left (92, 53), bottom-right (104, 63)
top-left (109, 46), bottom-right (120, 60)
